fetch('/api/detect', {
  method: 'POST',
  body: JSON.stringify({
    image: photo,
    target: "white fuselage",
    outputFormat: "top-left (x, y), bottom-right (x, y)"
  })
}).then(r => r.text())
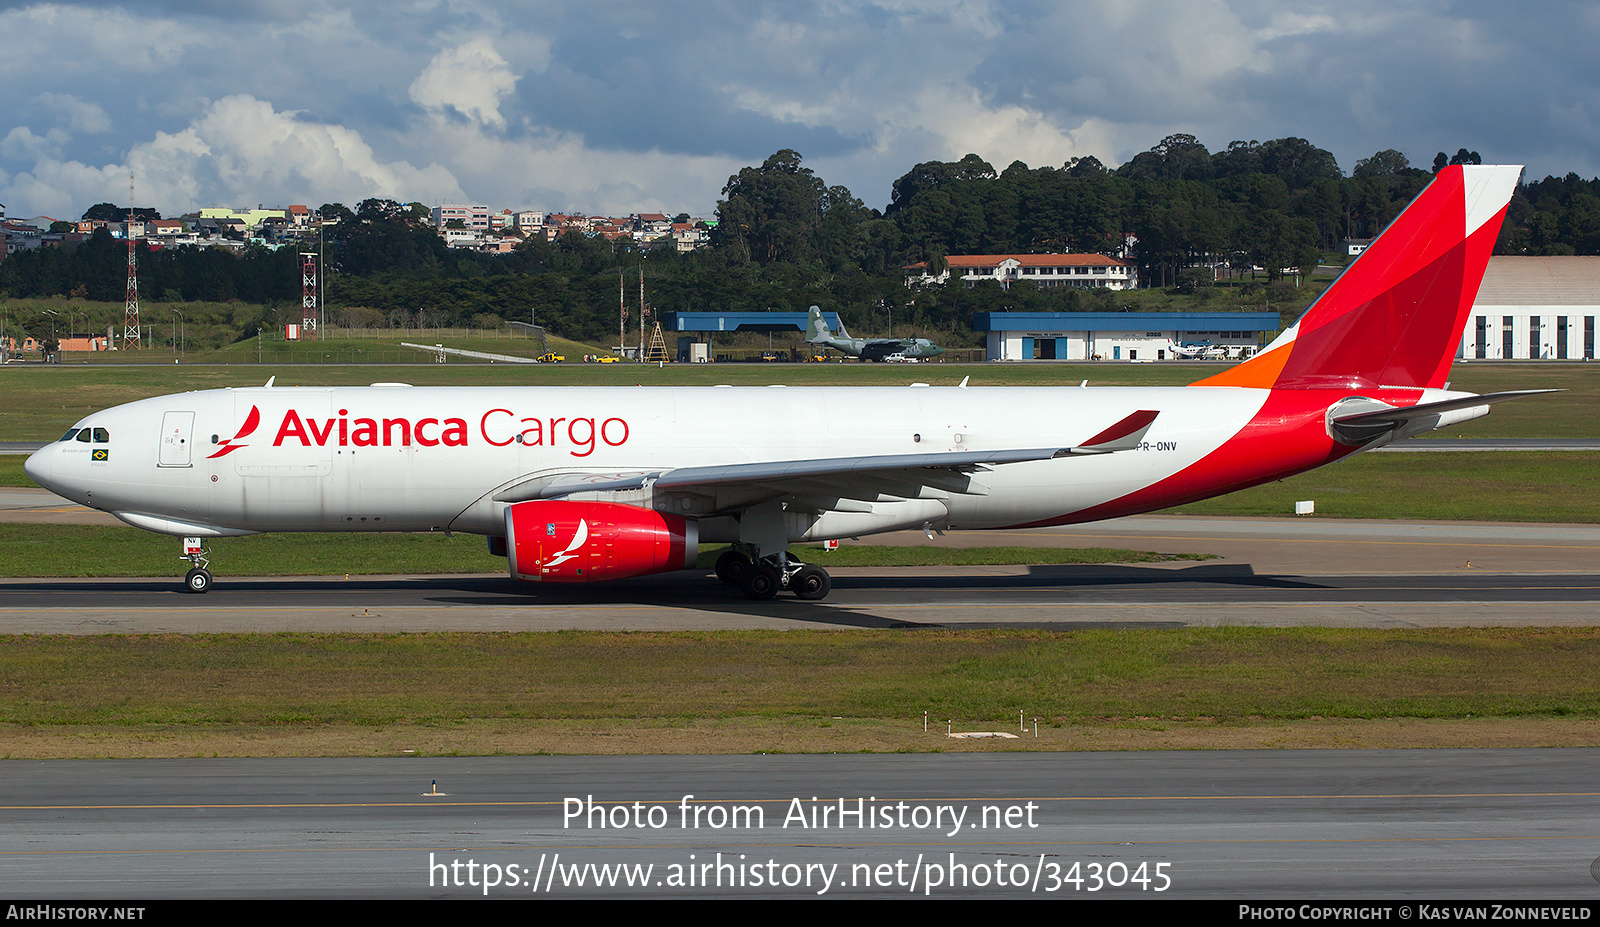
top-left (25, 383), bottom-right (1287, 543)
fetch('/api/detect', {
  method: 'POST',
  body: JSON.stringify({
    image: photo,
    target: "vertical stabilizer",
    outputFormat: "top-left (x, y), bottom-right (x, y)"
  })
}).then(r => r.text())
top-left (805, 306), bottom-right (831, 343)
top-left (1194, 164), bottom-right (1521, 391)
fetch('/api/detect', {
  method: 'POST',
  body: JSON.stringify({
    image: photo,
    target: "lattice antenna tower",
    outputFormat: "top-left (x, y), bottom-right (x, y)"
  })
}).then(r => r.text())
top-left (122, 172), bottom-right (141, 349)
top-left (299, 251), bottom-right (319, 337)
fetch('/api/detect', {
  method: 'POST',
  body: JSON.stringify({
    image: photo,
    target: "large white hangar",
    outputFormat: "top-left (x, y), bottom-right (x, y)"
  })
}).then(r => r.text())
top-left (1460, 257), bottom-right (1599, 360)
top-left (974, 311), bottom-right (1281, 361)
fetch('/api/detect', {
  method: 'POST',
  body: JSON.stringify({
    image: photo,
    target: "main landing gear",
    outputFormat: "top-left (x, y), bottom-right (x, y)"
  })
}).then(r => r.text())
top-left (180, 536), bottom-right (213, 594)
top-left (715, 547), bottom-right (832, 601)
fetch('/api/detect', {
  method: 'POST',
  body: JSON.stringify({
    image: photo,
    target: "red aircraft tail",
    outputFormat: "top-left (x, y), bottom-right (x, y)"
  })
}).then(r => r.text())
top-left (1194, 164), bottom-right (1521, 391)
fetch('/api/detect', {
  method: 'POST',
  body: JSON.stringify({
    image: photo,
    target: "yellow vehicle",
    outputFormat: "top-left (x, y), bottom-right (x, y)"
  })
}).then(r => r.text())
top-left (537, 352), bottom-right (565, 363)
top-left (593, 355), bottom-right (622, 364)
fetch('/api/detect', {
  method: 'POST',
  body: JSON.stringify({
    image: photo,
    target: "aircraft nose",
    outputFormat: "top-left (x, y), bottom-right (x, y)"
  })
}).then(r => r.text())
top-left (22, 445), bottom-right (54, 490)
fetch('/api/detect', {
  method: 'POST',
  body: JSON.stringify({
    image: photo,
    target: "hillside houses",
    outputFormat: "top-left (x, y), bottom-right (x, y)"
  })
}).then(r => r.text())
top-left (432, 204), bottom-right (712, 251)
top-left (1, 193), bottom-right (713, 264)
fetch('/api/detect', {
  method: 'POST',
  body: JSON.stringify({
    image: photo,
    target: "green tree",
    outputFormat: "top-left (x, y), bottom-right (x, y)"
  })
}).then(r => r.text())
top-left (1353, 149), bottom-right (1412, 178)
top-left (713, 149), bottom-right (833, 266)
top-left (1118, 134), bottom-right (1213, 183)
top-left (887, 154), bottom-right (997, 214)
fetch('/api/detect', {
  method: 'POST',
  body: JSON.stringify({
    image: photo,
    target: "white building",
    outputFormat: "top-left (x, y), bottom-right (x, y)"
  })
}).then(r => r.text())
top-left (432, 204), bottom-right (490, 232)
top-left (910, 253), bottom-right (1137, 290)
top-left (440, 227), bottom-right (482, 248)
top-left (1459, 257), bottom-right (1600, 360)
top-left (976, 311), bottom-right (1279, 361)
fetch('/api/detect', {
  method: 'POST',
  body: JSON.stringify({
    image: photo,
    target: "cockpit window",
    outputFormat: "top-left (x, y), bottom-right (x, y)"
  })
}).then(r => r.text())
top-left (92, 428), bottom-right (109, 443)
top-left (75, 430), bottom-right (91, 443)
top-left (60, 429), bottom-right (80, 442)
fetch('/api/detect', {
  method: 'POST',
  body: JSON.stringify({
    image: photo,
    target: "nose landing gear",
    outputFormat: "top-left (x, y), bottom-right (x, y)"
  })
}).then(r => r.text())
top-left (180, 536), bottom-right (213, 594)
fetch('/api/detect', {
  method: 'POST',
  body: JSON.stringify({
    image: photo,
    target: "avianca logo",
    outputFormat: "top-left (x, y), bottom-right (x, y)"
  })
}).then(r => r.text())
top-left (206, 405), bottom-right (261, 459)
top-left (544, 519), bottom-right (589, 569)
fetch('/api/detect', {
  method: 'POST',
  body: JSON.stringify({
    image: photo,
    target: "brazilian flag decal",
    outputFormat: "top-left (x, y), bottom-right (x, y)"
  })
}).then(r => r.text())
top-left (92, 449), bottom-right (108, 461)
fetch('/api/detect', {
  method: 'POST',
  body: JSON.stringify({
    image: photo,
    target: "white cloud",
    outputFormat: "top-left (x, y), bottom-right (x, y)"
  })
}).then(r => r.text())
top-left (36, 93), bottom-right (113, 135)
top-left (1255, 11), bottom-right (1337, 42)
top-left (1, 95), bottom-right (466, 216)
top-left (1, 127), bottom-right (69, 162)
top-left (399, 119), bottom-right (741, 216)
top-left (409, 37), bottom-right (519, 129)
top-left (0, 4), bottom-right (195, 74)
top-left (184, 95), bottom-right (464, 205)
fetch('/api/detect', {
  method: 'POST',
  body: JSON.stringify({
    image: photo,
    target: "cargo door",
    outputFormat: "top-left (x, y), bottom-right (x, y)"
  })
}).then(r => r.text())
top-left (158, 411), bottom-right (195, 468)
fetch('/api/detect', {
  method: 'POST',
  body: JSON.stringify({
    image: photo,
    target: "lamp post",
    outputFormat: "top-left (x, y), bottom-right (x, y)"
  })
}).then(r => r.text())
top-left (171, 308), bottom-right (185, 359)
top-left (42, 309), bottom-right (59, 363)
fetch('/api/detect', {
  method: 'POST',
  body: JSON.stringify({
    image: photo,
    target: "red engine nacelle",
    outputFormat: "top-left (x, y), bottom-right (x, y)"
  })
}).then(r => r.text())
top-left (503, 500), bottom-right (699, 583)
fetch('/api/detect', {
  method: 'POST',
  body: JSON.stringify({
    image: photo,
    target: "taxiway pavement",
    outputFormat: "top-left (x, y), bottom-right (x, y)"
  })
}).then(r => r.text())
top-left (5, 486), bottom-right (1598, 631)
top-left (4, 750), bottom-right (1598, 898)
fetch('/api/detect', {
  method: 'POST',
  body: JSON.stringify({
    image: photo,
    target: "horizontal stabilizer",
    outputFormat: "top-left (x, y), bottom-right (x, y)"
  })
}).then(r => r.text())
top-left (1328, 390), bottom-right (1559, 445)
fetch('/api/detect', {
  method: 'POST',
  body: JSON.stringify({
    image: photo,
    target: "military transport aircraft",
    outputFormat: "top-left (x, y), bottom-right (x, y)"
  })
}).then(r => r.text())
top-left (25, 165), bottom-right (1546, 601)
top-left (804, 307), bottom-right (945, 361)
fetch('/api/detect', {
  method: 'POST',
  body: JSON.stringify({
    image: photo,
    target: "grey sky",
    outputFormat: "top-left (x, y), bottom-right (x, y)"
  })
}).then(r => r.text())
top-left (2, 0), bottom-right (1596, 221)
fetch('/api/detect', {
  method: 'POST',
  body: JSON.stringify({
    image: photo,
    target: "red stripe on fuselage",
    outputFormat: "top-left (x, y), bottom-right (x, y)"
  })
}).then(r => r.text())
top-left (1003, 386), bottom-right (1422, 529)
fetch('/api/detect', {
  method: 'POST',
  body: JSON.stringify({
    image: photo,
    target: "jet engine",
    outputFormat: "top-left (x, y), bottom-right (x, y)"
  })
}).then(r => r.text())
top-left (503, 500), bottom-right (699, 582)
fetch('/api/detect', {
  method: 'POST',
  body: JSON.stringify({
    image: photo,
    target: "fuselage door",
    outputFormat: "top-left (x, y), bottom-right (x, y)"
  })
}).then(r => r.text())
top-left (158, 411), bottom-right (195, 468)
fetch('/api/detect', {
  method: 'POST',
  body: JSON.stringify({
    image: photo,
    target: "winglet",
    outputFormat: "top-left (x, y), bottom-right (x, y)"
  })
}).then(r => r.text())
top-left (1057, 410), bottom-right (1160, 456)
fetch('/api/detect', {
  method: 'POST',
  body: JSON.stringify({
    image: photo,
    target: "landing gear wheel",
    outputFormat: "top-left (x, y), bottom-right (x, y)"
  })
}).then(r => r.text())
top-left (791, 564), bottom-right (831, 601)
top-left (715, 550), bottom-right (751, 586)
top-left (739, 562), bottom-right (780, 600)
top-left (184, 568), bottom-right (213, 594)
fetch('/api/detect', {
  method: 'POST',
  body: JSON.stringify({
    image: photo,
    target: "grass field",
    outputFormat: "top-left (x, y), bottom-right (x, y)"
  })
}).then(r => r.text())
top-left (1167, 451), bottom-right (1600, 522)
top-left (2, 627), bottom-right (1597, 757)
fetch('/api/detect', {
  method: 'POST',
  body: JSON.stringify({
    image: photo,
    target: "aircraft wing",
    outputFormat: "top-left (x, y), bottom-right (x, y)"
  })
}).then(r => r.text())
top-left (494, 410), bottom-right (1160, 506)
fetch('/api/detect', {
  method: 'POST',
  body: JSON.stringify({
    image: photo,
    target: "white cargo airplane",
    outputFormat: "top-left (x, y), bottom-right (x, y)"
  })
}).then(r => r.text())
top-left (25, 166), bottom-right (1547, 600)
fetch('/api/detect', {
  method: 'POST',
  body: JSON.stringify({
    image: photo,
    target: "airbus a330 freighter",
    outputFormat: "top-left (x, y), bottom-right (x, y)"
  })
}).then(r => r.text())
top-left (26, 165), bottom-right (1546, 600)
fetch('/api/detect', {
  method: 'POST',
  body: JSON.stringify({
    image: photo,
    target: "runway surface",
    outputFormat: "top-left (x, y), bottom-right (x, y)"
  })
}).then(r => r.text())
top-left (4, 751), bottom-right (1598, 898)
top-left (4, 486), bottom-right (1598, 630)
top-left (4, 562), bottom-right (1599, 632)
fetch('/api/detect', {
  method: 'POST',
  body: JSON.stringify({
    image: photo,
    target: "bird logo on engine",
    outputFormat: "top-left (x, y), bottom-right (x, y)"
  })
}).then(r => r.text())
top-left (543, 518), bottom-right (589, 569)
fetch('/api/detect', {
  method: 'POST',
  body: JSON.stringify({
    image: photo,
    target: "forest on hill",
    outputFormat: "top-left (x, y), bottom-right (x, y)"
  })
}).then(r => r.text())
top-left (4, 135), bottom-right (1598, 347)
